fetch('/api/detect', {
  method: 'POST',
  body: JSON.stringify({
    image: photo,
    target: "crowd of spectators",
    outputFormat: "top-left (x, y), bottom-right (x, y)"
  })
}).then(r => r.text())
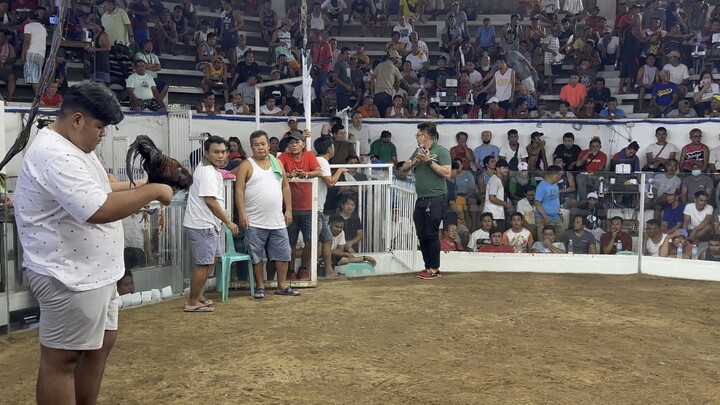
top-left (394, 123), bottom-right (720, 260)
top-left (183, 0), bottom-right (720, 119)
top-left (3, 0), bottom-right (720, 118)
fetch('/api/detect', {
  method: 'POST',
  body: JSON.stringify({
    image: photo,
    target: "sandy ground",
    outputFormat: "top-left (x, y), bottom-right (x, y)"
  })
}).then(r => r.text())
top-left (1, 272), bottom-right (720, 404)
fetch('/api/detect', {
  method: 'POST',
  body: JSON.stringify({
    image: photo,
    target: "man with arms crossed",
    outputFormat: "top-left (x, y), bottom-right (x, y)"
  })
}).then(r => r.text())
top-left (400, 122), bottom-right (451, 279)
top-left (15, 81), bottom-right (173, 404)
top-left (236, 130), bottom-right (300, 298)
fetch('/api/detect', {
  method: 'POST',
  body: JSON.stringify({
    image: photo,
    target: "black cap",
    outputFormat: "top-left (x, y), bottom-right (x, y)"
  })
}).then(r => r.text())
top-left (288, 132), bottom-right (304, 141)
top-left (496, 159), bottom-right (509, 168)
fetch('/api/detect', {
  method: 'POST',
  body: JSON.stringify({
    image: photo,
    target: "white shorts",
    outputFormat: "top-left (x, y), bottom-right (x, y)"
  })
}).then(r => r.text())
top-left (522, 76), bottom-right (536, 94)
top-left (28, 271), bottom-right (119, 351)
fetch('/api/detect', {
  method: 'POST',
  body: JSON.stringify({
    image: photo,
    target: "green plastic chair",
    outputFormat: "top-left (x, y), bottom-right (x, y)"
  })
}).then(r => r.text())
top-left (216, 224), bottom-right (254, 302)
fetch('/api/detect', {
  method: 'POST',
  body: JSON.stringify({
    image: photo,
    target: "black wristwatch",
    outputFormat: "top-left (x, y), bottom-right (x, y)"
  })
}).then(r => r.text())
top-left (426, 160), bottom-right (433, 166)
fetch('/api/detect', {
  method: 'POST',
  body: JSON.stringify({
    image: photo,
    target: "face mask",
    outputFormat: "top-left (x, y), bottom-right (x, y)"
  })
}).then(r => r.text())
top-left (692, 169), bottom-right (702, 176)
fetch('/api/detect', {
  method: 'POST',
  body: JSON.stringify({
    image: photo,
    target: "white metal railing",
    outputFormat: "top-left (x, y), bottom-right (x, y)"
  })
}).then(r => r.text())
top-left (388, 178), bottom-right (418, 271)
top-left (168, 110), bottom-right (193, 160)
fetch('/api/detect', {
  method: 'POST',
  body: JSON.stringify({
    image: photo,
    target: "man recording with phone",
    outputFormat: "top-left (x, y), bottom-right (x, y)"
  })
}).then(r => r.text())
top-left (400, 122), bottom-right (452, 280)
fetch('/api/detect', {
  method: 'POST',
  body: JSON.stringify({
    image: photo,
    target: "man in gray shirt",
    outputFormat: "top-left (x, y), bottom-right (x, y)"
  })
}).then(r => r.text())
top-left (563, 215), bottom-right (598, 254)
top-left (681, 162), bottom-right (714, 204)
top-left (333, 46), bottom-right (354, 111)
top-left (643, 0), bottom-right (667, 29)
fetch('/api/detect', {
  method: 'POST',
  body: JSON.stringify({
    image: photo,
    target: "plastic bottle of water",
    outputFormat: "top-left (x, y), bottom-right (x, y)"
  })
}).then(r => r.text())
top-left (568, 239), bottom-right (574, 255)
top-left (676, 245), bottom-right (684, 259)
top-left (616, 240), bottom-right (622, 253)
top-left (691, 245), bottom-right (699, 260)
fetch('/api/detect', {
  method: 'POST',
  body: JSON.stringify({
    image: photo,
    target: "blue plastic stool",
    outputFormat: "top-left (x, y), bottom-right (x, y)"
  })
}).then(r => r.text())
top-left (343, 261), bottom-right (376, 276)
top-left (216, 225), bottom-right (254, 302)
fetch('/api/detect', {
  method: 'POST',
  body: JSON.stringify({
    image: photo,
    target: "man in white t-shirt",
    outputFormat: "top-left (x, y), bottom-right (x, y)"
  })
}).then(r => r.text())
top-left (502, 212), bottom-right (535, 253)
top-left (708, 143), bottom-right (720, 173)
top-left (126, 60), bottom-right (166, 111)
top-left (393, 15), bottom-right (414, 45)
top-left (236, 130), bottom-right (299, 298)
top-left (499, 129), bottom-right (528, 171)
top-left (21, 11), bottom-right (47, 94)
top-left (15, 82), bottom-right (173, 405)
top-left (663, 50), bottom-right (689, 103)
top-left (468, 212), bottom-right (494, 250)
top-left (259, 95), bottom-right (285, 116)
top-left (683, 190), bottom-right (713, 243)
top-left (184, 135), bottom-right (239, 311)
top-left (644, 126), bottom-right (678, 171)
top-left (483, 159), bottom-right (512, 221)
top-left (314, 136), bottom-right (348, 277)
top-left (328, 214), bottom-right (377, 267)
top-left (347, 110), bottom-right (371, 157)
top-left (643, 219), bottom-right (667, 257)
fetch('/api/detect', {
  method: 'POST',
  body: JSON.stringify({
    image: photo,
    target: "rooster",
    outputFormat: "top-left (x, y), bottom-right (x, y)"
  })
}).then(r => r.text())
top-left (126, 135), bottom-right (193, 191)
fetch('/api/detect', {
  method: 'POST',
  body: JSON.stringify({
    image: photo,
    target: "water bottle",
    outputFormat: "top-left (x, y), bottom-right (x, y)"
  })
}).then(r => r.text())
top-left (676, 245), bottom-right (684, 259)
top-left (615, 240), bottom-right (622, 253)
top-left (691, 245), bottom-right (699, 260)
top-left (568, 239), bottom-right (574, 255)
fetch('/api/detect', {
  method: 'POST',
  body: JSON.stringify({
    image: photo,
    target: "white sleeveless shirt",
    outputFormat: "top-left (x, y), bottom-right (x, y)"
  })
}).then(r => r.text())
top-left (310, 13), bottom-right (325, 30)
top-left (245, 157), bottom-right (286, 229)
top-left (494, 68), bottom-right (513, 102)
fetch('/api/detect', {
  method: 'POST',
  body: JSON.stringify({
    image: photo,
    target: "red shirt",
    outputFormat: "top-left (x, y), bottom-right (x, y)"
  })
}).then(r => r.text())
top-left (312, 40), bottom-right (333, 72)
top-left (578, 149), bottom-right (608, 173)
top-left (441, 239), bottom-right (463, 251)
top-left (41, 93), bottom-right (63, 107)
top-left (278, 151), bottom-right (320, 211)
top-left (600, 232), bottom-right (633, 254)
top-left (478, 245), bottom-right (514, 253)
top-left (489, 107), bottom-right (507, 119)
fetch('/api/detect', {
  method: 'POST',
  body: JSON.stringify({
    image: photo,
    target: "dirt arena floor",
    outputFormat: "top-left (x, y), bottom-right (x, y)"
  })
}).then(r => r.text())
top-left (2, 272), bottom-right (720, 404)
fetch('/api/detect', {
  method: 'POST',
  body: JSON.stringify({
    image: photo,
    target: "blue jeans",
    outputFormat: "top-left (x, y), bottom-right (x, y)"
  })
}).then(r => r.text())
top-left (314, 71), bottom-right (329, 99)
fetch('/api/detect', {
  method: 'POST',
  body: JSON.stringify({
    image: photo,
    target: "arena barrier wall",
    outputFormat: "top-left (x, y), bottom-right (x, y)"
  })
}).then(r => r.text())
top-left (3, 113), bottom-right (720, 332)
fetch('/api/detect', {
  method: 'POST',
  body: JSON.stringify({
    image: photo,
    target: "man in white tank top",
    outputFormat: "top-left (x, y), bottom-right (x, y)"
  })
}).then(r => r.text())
top-left (236, 130), bottom-right (300, 298)
top-left (478, 53), bottom-right (515, 110)
top-left (643, 219), bottom-right (667, 257)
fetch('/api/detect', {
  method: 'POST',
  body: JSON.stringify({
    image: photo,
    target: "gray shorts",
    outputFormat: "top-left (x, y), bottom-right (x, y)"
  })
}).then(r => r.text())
top-left (245, 227), bottom-right (292, 264)
top-left (28, 271), bottom-right (119, 351)
top-left (186, 227), bottom-right (222, 265)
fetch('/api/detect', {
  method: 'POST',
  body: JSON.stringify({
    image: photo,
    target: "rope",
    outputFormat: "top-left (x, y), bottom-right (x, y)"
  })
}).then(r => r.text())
top-left (0, 0), bottom-right (68, 171)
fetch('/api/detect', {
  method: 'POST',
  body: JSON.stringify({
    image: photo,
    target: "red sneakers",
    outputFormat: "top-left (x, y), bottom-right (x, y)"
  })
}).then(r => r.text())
top-left (415, 269), bottom-right (441, 280)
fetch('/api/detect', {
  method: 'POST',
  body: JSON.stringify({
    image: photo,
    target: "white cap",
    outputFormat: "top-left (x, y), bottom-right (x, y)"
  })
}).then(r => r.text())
top-left (486, 97), bottom-right (500, 104)
top-left (587, 192), bottom-right (599, 199)
top-left (517, 162), bottom-right (529, 171)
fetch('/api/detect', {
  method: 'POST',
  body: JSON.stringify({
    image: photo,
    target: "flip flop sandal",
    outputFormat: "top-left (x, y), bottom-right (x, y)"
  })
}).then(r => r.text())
top-left (200, 299), bottom-right (214, 306)
top-left (184, 305), bottom-right (215, 313)
top-left (275, 286), bottom-right (301, 296)
top-left (253, 288), bottom-right (266, 299)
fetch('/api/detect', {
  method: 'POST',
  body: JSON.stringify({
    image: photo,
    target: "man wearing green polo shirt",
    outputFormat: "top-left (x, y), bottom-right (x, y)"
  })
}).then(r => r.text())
top-left (369, 130), bottom-right (398, 164)
top-left (400, 122), bottom-right (452, 280)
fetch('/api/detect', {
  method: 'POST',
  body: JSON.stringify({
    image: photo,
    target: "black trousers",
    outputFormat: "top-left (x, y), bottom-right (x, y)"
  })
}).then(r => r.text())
top-left (373, 92), bottom-right (392, 118)
top-left (412, 195), bottom-right (447, 271)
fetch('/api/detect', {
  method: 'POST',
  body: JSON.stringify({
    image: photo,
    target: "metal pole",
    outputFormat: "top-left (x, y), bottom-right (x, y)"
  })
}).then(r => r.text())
top-left (637, 172), bottom-right (646, 274)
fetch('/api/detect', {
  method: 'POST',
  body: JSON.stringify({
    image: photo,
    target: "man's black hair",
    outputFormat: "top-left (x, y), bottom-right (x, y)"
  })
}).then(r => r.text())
top-left (329, 214), bottom-right (345, 224)
top-left (331, 123), bottom-right (344, 134)
top-left (204, 135), bottom-right (226, 151)
top-left (381, 130), bottom-right (392, 138)
top-left (249, 130), bottom-right (268, 143)
top-left (59, 80), bottom-right (124, 125)
top-left (314, 136), bottom-right (334, 155)
top-left (417, 121), bottom-right (438, 140)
